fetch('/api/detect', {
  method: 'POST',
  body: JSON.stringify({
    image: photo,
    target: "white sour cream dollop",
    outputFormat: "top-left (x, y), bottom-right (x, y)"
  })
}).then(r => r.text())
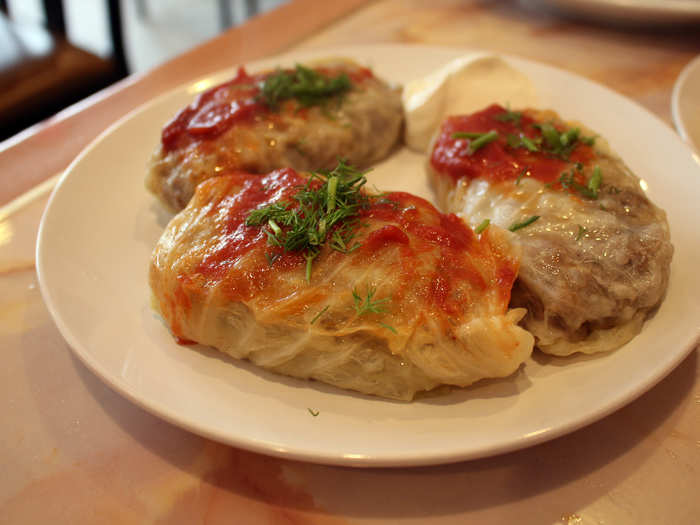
top-left (403, 54), bottom-right (539, 153)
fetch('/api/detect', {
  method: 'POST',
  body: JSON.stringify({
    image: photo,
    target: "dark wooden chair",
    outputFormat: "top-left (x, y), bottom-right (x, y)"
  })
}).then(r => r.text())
top-left (0, 0), bottom-right (128, 141)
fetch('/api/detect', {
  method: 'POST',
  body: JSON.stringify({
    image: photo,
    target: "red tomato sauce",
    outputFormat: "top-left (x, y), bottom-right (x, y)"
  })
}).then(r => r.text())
top-left (430, 104), bottom-right (594, 187)
top-left (161, 67), bottom-right (263, 152)
top-left (363, 225), bottom-right (410, 251)
top-left (184, 170), bottom-right (517, 317)
top-left (161, 65), bottom-right (373, 153)
top-left (360, 191), bottom-right (514, 317)
top-left (195, 169), bottom-right (308, 287)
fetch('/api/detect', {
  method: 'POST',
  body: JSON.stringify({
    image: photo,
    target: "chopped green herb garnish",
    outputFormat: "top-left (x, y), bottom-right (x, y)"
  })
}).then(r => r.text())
top-left (246, 160), bottom-right (371, 280)
top-left (520, 134), bottom-right (539, 152)
top-left (588, 166), bottom-right (602, 196)
top-left (329, 227), bottom-right (361, 253)
top-left (532, 122), bottom-right (593, 160)
top-left (265, 252), bottom-right (280, 266)
top-left (559, 171), bottom-right (574, 190)
top-left (304, 251), bottom-right (318, 282)
top-left (307, 408), bottom-right (319, 416)
top-left (475, 219), bottom-right (490, 234)
top-left (507, 133), bottom-right (540, 153)
top-left (352, 286), bottom-right (390, 316)
top-left (515, 168), bottom-right (530, 185)
top-left (310, 305), bottom-right (329, 325)
top-left (576, 225), bottom-right (587, 241)
top-left (259, 64), bottom-right (352, 110)
top-left (264, 226), bottom-right (283, 247)
top-left (508, 215), bottom-right (540, 232)
top-left (452, 130), bottom-right (499, 155)
top-left (379, 322), bottom-right (398, 334)
top-left (352, 287), bottom-right (396, 334)
top-left (467, 130), bottom-right (499, 154)
top-left (494, 106), bottom-right (523, 126)
top-left (559, 127), bottom-right (580, 146)
top-left (559, 168), bottom-right (602, 200)
top-left (326, 175), bottom-right (339, 213)
top-left (537, 122), bottom-right (561, 150)
top-left (268, 218), bottom-right (282, 237)
top-left (452, 131), bottom-right (487, 139)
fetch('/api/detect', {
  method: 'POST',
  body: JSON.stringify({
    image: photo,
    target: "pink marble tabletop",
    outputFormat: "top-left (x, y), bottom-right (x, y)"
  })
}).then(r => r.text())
top-left (2, 1), bottom-right (700, 523)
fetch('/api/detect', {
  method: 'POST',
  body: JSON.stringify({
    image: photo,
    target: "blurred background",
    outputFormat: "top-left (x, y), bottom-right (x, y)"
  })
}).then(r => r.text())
top-left (0, 0), bottom-right (287, 141)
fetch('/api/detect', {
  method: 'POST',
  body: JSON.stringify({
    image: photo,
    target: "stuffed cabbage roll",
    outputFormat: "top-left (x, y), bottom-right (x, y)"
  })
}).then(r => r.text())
top-left (428, 104), bottom-right (672, 356)
top-left (149, 164), bottom-right (533, 400)
top-left (146, 59), bottom-right (403, 210)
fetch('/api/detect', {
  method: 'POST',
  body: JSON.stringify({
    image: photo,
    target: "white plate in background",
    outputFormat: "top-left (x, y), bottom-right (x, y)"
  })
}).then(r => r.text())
top-left (528, 0), bottom-right (700, 23)
top-left (672, 55), bottom-right (700, 153)
top-left (37, 44), bottom-right (700, 467)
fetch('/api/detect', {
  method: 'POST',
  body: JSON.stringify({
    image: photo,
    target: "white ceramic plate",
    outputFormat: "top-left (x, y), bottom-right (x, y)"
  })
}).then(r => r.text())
top-left (672, 55), bottom-right (700, 153)
top-left (529, 0), bottom-right (700, 23)
top-left (37, 44), bottom-right (700, 467)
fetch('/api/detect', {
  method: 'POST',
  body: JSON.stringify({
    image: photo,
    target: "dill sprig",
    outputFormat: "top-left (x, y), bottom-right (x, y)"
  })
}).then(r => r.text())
top-left (379, 322), bottom-right (398, 334)
top-left (310, 305), bottom-right (329, 324)
top-left (246, 160), bottom-right (371, 281)
top-left (352, 286), bottom-right (397, 333)
top-left (352, 286), bottom-right (390, 316)
top-left (258, 64), bottom-right (352, 110)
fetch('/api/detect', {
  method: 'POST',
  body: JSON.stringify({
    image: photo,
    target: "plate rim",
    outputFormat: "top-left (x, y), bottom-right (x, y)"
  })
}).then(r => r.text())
top-left (671, 54), bottom-right (700, 153)
top-left (535, 0), bottom-right (700, 22)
